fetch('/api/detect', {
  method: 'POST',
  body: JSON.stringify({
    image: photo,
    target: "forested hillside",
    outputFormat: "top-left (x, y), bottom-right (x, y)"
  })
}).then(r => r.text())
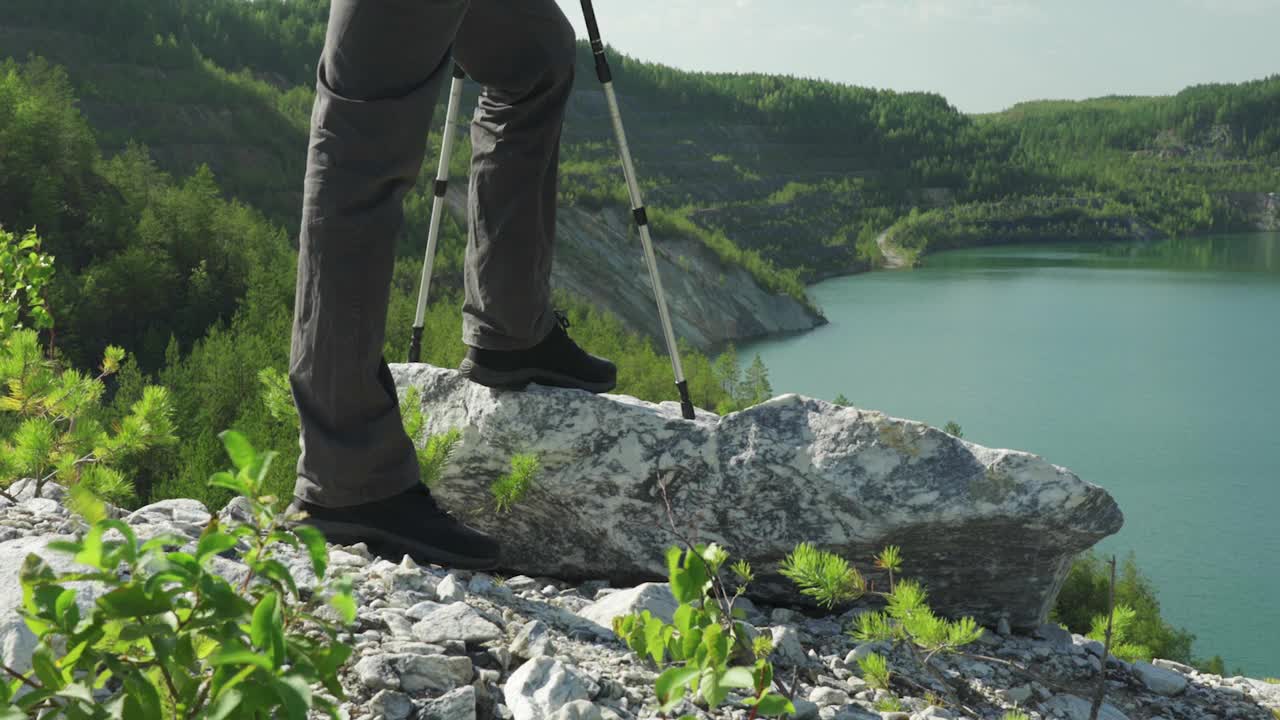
top-left (4, 0), bottom-right (1277, 280)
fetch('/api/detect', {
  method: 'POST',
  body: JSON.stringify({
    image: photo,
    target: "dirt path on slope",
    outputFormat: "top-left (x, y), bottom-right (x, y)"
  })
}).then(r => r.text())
top-left (876, 228), bottom-right (909, 269)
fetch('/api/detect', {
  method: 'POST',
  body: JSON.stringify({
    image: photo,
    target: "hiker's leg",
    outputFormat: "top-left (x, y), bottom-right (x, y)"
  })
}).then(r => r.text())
top-left (454, 0), bottom-right (577, 351)
top-left (291, 0), bottom-right (468, 508)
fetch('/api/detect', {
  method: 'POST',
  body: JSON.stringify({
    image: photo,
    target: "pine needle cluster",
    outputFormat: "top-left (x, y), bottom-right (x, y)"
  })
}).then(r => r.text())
top-left (491, 453), bottom-right (541, 513)
top-left (1088, 604), bottom-right (1154, 662)
top-left (779, 542), bottom-right (867, 609)
top-left (852, 578), bottom-right (984, 655)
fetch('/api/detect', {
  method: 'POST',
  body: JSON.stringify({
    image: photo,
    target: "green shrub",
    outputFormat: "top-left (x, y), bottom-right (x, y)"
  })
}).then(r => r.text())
top-left (0, 227), bottom-right (54, 336)
top-left (1, 228), bottom-right (176, 505)
top-left (614, 544), bottom-right (794, 719)
top-left (1052, 551), bottom-right (1196, 665)
top-left (778, 545), bottom-right (982, 707)
top-left (4, 431), bottom-right (356, 718)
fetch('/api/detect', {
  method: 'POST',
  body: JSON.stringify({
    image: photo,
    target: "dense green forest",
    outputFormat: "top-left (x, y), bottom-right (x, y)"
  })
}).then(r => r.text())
top-left (0, 0), bottom-right (1270, 675)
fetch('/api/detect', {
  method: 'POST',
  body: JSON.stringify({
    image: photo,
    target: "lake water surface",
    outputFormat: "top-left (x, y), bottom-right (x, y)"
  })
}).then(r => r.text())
top-left (740, 233), bottom-right (1280, 675)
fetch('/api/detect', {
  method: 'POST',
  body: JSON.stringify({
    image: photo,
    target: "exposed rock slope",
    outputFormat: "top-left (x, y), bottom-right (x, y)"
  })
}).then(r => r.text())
top-left (441, 187), bottom-right (824, 351)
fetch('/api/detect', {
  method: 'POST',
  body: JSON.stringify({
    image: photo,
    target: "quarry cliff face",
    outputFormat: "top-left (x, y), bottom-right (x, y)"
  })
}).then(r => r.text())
top-left (444, 187), bottom-right (825, 352)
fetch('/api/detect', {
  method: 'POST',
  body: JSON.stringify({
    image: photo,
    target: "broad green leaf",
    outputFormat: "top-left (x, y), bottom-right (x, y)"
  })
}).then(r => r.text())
top-left (680, 626), bottom-right (703, 659)
top-left (751, 693), bottom-right (796, 717)
top-left (667, 546), bottom-right (709, 605)
top-left (701, 623), bottom-right (729, 665)
top-left (673, 604), bottom-right (695, 633)
top-left (209, 649), bottom-right (273, 671)
top-left (55, 682), bottom-right (94, 705)
top-left (251, 592), bottom-right (279, 650)
top-left (97, 585), bottom-right (171, 618)
top-left (15, 688), bottom-right (56, 712)
top-left (121, 671), bottom-right (163, 720)
top-left (293, 525), bottom-right (328, 581)
top-left (255, 559), bottom-right (298, 597)
top-left (655, 666), bottom-right (699, 712)
top-left (273, 675), bottom-right (312, 720)
top-left (45, 540), bottom-right (84, 555)
top-left (699, 666), bottom-right (729, 708)
top-left (67, 484), bottom-right (108, 525)
top-left (0, 706), bottom-right (24, 720)
top-left (219, 431), bottom-right (256, 472)
top-left (196, 529), bottom-right (238, 564)
top-left (198, 688), bottom-right (242, 720)
top-left (208, 471), bottom-right (250, 496)
top-left (328, 592), bottom-right (356, 625)
top-left (31, 646), bottom-right (61, 689)
top-left (54, 588), bottom-right (78, 628)
top-left (643, 614), bottom-right (667, 666)
top-left (720, 666), bottom-right (755, 689)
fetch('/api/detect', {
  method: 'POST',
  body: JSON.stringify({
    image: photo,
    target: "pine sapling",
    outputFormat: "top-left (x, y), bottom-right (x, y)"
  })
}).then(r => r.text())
top-left (491, 453), bottom-right (540, 513)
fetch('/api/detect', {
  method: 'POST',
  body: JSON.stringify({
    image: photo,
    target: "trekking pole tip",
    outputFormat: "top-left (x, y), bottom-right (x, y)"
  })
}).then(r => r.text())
top-left (676, 381), bottom-right (695, 420)
top-left (409, 326), bottom-right (424, 364)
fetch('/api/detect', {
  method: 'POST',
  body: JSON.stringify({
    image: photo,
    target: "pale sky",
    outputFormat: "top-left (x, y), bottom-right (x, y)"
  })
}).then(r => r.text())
top-left (555, 0), bottom-right (1280, 114)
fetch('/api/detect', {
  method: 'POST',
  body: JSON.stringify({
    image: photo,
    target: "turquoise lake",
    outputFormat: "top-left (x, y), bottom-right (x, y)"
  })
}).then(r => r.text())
top-left (740, 233), bottom-right (1280, 676)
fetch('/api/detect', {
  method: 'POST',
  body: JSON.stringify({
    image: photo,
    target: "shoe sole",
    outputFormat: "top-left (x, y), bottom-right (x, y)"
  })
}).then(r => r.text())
top-left (294, 517), bottom-right (499, 571)
top-left (459, 358), bottom-right (617, 394)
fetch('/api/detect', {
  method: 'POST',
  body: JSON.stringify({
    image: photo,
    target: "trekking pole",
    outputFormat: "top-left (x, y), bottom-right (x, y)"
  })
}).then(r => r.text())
top-left (410, 63), bottom-right (467, 364)
top-left (580, 0), bottom-right (696, 421)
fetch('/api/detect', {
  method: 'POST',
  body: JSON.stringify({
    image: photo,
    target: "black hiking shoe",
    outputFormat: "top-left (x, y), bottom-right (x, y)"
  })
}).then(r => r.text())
top-left (286, 484), bottom-right (499, 570)
top-left (459, 310), bottom-right (617, 393)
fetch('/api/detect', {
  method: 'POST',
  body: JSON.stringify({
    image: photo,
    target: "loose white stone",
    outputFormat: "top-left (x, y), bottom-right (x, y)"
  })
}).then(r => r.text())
top-left (421, 686), bottom-right (478, 720)
top-left (510, 620), bottom-right (556, 660)
top-left (413, 602), bottom-right (503, 644)
top-left (503, 657), bottom-right (598, 720)
top-left (1041, 694), bottom-right (1129, 720)
top-left (369, 690), bottom-right (413, 720)
top-left (999, 684), bottom-right (1032, 704)
top-left (790, 699), bottom-right (820, 720)
top-left (1132, 661), bottom-right (1188, 696)
top-left (575, 583), bottom-right (677, 634)
top-left (549, 700), bottom-right (603, 720)
top-left (438, 574), bottom-right (467, 602)
top-left (770, 625), bottom-right (809, 668)
top-left (0, 535), bottom-right (105, 675)
top-left (809, 687), bottom-right (850, 706)
top-left (1152, 658), bottom-right (1196, 675)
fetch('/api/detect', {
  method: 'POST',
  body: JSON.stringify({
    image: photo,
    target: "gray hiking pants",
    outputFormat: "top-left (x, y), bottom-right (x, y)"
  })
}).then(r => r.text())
top-left (290, 0), bottom-right (575, 507)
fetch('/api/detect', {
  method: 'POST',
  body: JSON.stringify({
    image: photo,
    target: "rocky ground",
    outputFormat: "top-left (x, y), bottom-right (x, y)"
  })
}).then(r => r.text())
top-left (2, 488), bottom-right (1277, 720)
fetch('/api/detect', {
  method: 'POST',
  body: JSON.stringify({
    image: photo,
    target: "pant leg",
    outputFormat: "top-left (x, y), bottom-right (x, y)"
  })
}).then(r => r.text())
top-left (291, 0), bottom-right (469, 508)
top-left (454, 0), bottom-right (577, 351)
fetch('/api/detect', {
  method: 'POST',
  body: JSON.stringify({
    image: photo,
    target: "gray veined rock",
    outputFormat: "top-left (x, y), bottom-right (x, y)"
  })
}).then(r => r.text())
top-left (393, 365), bottom-right (1123, 630)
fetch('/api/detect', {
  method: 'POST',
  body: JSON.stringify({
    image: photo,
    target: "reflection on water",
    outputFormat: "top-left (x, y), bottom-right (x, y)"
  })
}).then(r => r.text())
top-left (925, 232), bottom-right (1280, 274)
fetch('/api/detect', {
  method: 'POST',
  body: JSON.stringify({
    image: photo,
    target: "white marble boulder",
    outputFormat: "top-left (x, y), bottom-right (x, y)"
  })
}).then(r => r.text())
top-left (391, 365), bottom-right (1123, 630)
